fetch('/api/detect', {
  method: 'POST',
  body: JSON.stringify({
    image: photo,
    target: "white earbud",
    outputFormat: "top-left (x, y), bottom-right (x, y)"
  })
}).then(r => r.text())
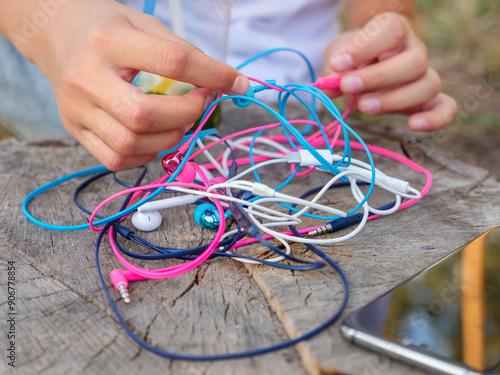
top-left (131, 194), bottom-right (198, 232)
top-left (131, 210), bottom-right (163, 232)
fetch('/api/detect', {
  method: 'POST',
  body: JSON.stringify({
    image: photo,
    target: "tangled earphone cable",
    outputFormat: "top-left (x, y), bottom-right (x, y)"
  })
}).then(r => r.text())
top-left (22, 46), bottom-right (433, 362)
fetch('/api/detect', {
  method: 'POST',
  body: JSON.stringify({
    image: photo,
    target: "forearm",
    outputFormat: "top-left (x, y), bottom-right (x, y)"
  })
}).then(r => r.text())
top-left (348, 0), bottom-right (418, 32)
top-left (0, 0), bottom-right (76, 65)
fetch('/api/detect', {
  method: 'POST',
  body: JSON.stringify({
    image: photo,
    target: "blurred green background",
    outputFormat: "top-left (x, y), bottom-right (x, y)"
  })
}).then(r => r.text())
top-left (418, 0), bottom-right (500, 76)
top-left (415, 0), bottom-right (500, 177)
top-left (417, 0), bottom-right (500, 128)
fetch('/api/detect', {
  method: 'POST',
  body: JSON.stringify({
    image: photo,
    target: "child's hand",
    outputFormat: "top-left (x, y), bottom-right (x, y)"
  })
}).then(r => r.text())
top-left (323, 12), bottom-right (457, 132)
top-left (9, 0), bottom-right (248, 170)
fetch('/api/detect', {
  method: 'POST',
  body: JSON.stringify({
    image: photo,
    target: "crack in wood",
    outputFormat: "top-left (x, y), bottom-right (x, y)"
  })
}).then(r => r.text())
top-left (22, 288), bottom-right (66, 302)
top-left (170, 265), bottom-right (208, 307)
top-left (224, 303), bottom-right (231, 321)
top-left (41, 300), bottom-right (77, 318)
top-left (130, 346), bottom-right (142, 362)
top-left (16, 343), bottom-right (48, 368)
top-left (283, 292), bottom-right (313, 313)
top-left (295, 278), bottom-right (302, 294)
top-left (143, 310), bottom-right (160, 344)
top-left (0, 237), bottom-right (127, 330)
top-left (81, 332), bottom-right (120, 372)
top-left (242, 262), bottom-right (327, 375)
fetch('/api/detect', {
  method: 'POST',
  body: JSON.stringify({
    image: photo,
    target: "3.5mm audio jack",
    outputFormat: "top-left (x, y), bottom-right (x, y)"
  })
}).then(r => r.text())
top-left (116, 282), bottom-right (131, 303)
top-left (308, 223), bottom-right (334, 236)
top-left (110, 269), bottom-right (149, 304)
top-left (307, 200), bottom-right (400, 237)
top-left (307, 213), bottom-right (364, 236)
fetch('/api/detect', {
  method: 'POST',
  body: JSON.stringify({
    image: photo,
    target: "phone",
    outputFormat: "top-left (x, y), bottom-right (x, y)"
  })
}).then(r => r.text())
top-left (341, 227), bottom-right (500, 375)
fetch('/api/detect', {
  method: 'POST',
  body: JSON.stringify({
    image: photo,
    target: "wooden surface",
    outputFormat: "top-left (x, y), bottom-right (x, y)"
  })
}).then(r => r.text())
top-left (1, 103), bottom-right (500, 375)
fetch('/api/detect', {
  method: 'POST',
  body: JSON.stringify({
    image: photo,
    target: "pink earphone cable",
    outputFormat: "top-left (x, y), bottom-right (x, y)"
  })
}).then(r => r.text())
top-left (90, 181), bottom-right (227, 279)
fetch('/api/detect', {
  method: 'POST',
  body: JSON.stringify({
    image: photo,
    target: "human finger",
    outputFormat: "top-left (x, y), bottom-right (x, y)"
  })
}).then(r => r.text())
top-left (339, 40), bottom-right (428, 94)
top-left (67, 125), bottom-right (159, 171)
top-left (357, 68), bottom-right (442, 115)
top-left (91, 75), bottom-right (214, 133)
top-left (89, 108), bottom-right (186, 156)
top-left (408, 93), bottom-right (458, 132)
top-left (100, 26), bottom-right (248, 95)
top-left (329, 12), bottom-right (411, 73)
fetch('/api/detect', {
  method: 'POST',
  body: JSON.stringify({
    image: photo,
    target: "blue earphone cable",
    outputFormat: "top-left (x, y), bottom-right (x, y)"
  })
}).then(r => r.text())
top-left (22, 129), bottom-right (217, 231)
top-left (236, 48), bottom-right (317, 134)
top-left (142, 0), bottom-right (157, 15)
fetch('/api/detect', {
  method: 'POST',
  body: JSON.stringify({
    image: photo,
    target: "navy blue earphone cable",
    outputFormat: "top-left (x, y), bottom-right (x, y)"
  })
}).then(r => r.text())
top-left (94, 218), bottom-right (350, 361)
top-left (88, 161), bottom-right (351, 360)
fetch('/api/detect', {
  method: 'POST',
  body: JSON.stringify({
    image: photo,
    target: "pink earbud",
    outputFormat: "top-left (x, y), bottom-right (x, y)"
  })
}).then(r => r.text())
top-left (162, 151), bottom-right (197, 183)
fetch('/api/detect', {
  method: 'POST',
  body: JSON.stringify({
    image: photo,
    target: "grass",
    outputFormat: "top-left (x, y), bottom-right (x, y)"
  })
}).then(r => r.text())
top-left (417, 0), bottom-right (500, 132)
top-left (416, 0), bottom-right (500, 76)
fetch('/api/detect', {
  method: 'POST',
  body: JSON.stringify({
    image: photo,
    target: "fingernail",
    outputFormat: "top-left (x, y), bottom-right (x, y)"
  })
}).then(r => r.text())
top-left (185, 122), bottom-right (195, 132)
top-left (411, 118), bottom-right (429, 132)
top-left (231, 75), bottom-right (249, 95)
top-left (342, 76), bottom-right (363, 93)
top-left (204, 93), bottom-right (214, 110)
top-left (359, 98), bottom-right (381, 114)
top-left (331, 54), bottom-right (353, 72)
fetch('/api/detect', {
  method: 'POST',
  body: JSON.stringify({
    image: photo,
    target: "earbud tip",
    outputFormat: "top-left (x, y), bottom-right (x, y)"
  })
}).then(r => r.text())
top-left (131, 211), bottom-right (162, 232)
top-left (232, 86), bottom-right (255, 108)
top-left (194, 203), bottom-right (222, 231)
top-left (176, 162), bottom-right (197, 183)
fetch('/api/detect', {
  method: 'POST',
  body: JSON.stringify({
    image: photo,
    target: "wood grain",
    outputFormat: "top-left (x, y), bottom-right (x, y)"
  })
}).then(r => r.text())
top-left (1, 103), bottom-right (499, 375)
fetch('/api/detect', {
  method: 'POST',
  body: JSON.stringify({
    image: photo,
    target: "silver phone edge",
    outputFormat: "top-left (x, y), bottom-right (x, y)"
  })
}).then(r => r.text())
top-left (340, 324), bottom-right (482, 375)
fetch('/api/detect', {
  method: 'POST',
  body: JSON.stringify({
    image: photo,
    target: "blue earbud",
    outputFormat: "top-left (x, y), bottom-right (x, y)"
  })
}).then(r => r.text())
top-left (194, 203), bottom-right (231, 231)
top-left (232, 86), bottom-right (255, 108)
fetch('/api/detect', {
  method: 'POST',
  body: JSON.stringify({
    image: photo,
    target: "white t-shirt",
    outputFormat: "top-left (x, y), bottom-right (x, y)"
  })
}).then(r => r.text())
top-left (228, 0), bottom-right (342, 84)
top-left (122, 0), bottom-right (342, 84)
